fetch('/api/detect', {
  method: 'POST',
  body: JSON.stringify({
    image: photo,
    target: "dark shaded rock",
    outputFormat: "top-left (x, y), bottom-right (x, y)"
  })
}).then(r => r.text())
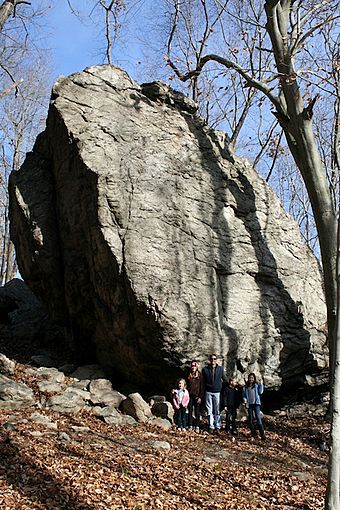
top-left (2, 422), bottom-right (17, 431)
top-left (9, 65), bottom-right (328, 392)
top-left (0, 279), bottom-right (68, 365)
top-left (151, 401), bottom-right (174, 422)
top-left (30, 353), bottom-right (57, 368)
top-left (70, 365), bottom-right (108, 381)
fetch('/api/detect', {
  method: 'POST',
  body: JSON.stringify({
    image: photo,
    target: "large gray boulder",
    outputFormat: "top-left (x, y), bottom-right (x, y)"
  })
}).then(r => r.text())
top-left (9, 65), bottom-right (328, 392)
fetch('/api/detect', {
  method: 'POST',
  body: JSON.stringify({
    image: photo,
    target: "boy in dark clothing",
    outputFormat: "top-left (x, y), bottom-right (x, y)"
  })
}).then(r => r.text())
top-left (223, 377), bottom-right (242, 435)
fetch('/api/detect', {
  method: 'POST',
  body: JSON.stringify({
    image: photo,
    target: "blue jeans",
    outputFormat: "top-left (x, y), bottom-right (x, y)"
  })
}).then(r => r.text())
top-left (248, 404), bottom-right (264, 437)
top-left (175, 405), bottom-right (187, 428)
top-left (205, 392), bottom-right (221, 429)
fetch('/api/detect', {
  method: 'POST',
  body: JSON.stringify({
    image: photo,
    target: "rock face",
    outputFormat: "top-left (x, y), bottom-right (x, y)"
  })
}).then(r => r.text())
top-left (9, 65), bottom-right (328, 392)
top-left (0, 279), bottom-right (64, 364)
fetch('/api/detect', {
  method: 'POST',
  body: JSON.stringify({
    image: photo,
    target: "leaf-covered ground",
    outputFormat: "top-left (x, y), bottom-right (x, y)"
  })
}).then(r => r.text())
top-left (0, 405), bottom-right (329, 510)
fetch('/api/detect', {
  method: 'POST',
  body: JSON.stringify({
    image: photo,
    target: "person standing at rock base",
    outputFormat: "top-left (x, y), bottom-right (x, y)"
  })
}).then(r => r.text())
top-left (202, 354), bottom-right (227, 433)
top-left (186, 360), bottom-right (204, 432)
top-left (223, 376), bottom-right (242, 435)
top-left (243, 373), bottom-right (265, 440)
top-left (171, 378), bottom-right (190, 431)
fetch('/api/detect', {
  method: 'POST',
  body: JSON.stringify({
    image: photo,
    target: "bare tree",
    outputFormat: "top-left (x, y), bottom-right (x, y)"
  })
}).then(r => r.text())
top-left (0, 55), bottom-right (50, 285)
top-left (160, 0), bottom-right (339, 253)
top-left (0, 1), bottom-right (51, 284)
top-left (67, 0), bottom-right (144, 66)
top-left (164, 2), bottom-right (339, 505)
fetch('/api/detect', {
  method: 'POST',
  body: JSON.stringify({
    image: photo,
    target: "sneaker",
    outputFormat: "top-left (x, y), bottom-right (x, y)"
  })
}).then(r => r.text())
top-left (195, 427), bottom-right (200, 433)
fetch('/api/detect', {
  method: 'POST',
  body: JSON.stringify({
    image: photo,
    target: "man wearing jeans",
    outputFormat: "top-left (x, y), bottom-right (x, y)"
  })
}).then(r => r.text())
top-left (202, 354), bottom-right (227, 433)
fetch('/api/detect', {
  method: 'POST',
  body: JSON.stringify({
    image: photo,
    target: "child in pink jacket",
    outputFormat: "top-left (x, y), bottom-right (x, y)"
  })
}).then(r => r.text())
top-left (171, 378), bottom-right (190, 431)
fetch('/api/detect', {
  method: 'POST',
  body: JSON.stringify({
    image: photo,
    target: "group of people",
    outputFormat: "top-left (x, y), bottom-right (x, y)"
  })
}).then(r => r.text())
top-left (171, 354), bottom-right (265, 440)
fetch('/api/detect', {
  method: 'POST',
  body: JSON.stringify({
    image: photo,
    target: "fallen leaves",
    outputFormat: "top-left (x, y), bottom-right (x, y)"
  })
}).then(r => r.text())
top-left (0, 408), bottom-right (328, 510)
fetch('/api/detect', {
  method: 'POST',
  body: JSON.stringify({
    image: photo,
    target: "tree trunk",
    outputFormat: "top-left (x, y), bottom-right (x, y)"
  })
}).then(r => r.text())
top-left (0, 0), bottom-right (14, 31)
top-left (326, 214), bottom-right (340, 510)
top-left (264, 2), bottom-right (337, 363)
top-left (283, 119), bottom-right (337, 361)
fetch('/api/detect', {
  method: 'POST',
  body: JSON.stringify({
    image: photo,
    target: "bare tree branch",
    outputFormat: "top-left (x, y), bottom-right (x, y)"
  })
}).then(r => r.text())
top-left (0, 77), bottom-right (23, 98)
top-left (165, 52), bottom-right (284, 113)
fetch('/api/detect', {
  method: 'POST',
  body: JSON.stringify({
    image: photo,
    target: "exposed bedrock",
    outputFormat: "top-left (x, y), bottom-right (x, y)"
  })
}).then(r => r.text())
top-left (9, 65), bottom-right (328, 392)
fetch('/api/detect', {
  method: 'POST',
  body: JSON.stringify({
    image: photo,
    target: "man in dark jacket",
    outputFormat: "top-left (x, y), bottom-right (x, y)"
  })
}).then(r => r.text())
top-left (202, 354), bottom-right (227, 433)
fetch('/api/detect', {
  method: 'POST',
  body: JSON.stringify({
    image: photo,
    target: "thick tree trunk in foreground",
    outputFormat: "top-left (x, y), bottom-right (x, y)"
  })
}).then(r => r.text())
top-left (326, 215), bottom-right (340, 510)
top-left (282, 115), bottom-right (337, 357)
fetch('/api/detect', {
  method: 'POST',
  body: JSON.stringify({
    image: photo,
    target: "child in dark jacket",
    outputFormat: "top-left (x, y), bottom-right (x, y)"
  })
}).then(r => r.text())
top-left (223, 377), bottom-right (242, 435)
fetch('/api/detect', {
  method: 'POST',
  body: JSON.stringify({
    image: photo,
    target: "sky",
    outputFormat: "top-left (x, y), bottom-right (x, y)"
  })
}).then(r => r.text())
top-left (45, 2), bottom-right (108, 79)
top-left (44, 1), bottom-right (152, 84)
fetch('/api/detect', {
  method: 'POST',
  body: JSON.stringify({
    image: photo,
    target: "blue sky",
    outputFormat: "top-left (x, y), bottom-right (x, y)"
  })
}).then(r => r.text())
top-left (46, 2), bottom-right (103, 78)
top-left (44, 1), bottom-right (153, 83)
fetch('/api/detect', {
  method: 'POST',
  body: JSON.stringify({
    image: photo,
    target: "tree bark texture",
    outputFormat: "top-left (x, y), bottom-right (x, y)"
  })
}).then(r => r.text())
top-left (326, 214), bottom-right (340, 510)
top-left (0, 0), bottom-right (13, 31)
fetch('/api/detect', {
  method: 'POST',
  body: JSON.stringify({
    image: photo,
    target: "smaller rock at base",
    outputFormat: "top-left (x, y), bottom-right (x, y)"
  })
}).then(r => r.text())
top-left (70, 425), bottom-right (91, 433)
top-left (151, 440), bottom-right (171, 451)
top-left (120, 415), bottom-right (137, 426)
top-left (0, 354), bottom-right (15, 376)
top-left (30, 412), bottom-right (58, 430)
top-left (149, 417), bottom-right (172, 431)
top-left (58, 432), bottom-right (71, 442)
top-left (120, 393), bottom-right (152, 422)
top-left (93, 405), bottom-right (123, 426)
